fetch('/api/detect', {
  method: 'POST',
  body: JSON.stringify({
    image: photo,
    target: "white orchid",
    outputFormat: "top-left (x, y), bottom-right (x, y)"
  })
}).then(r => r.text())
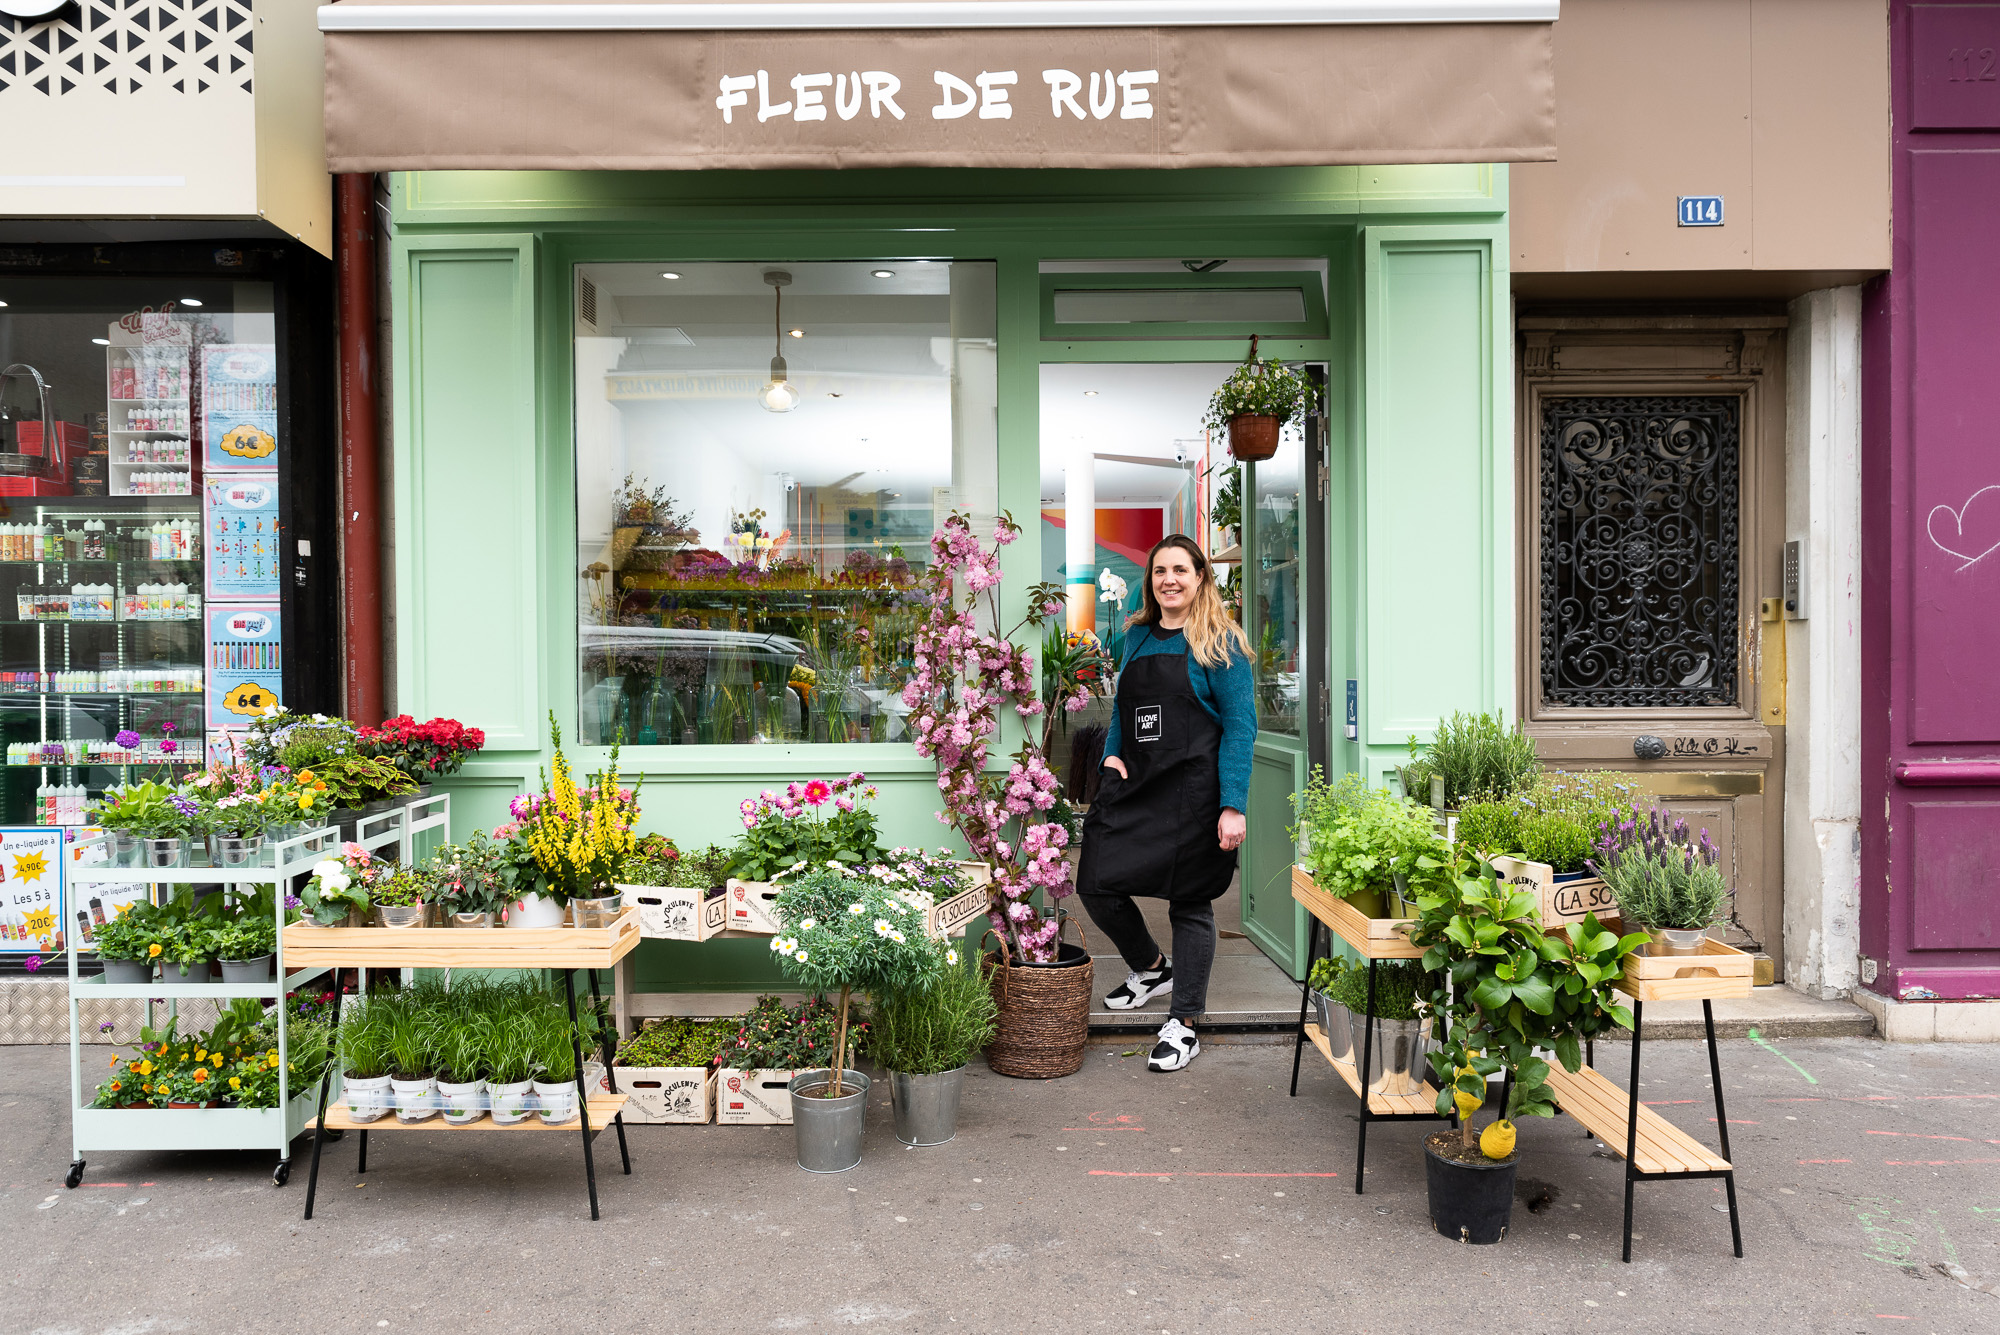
top-left (1098, 568), bottom-right (1129, 603)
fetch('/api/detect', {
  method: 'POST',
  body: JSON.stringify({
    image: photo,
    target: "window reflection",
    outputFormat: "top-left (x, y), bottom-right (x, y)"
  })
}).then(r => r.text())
top-left (1251, 430), bottom-right (1303, 735)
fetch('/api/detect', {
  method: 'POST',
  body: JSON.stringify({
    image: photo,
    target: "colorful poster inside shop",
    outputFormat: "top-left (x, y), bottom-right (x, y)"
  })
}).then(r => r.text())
top-left (204, 474), bottom-right (280, 600)
top-left (0, 827), bottom-right (67, 956)
top-left (200, 344), bottom-right (278, 472)
top-left (207, 602), bottom-right (282, 729)
top-left (70, 839), bottom-right (146, 957)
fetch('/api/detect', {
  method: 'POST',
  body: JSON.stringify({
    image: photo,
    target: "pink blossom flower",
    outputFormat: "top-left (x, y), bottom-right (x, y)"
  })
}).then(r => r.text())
top-left (802, 780), bottom-right (832, 807)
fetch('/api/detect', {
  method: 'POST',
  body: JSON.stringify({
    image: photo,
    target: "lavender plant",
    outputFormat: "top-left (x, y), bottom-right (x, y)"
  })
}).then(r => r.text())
top-left (1589, 806), bottom-right (1730, 932)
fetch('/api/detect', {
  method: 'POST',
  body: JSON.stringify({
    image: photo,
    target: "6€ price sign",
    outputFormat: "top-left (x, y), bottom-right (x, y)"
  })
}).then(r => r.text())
top-left (0, 827), bottom-right (68, 954)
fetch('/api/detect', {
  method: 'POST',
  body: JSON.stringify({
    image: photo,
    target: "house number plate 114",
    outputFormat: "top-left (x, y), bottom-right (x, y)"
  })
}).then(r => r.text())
top-left (1677, 195), bottom-right (1724, 227)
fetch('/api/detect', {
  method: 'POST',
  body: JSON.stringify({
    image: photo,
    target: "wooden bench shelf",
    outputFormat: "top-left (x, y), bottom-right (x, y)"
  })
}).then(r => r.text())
top-left (282, 908), bottom-right (642, 970)
top-left (310, 1094), bottom-right (630, 1134)
top-left (1303, 1023), bottom-right (1440, 1117)
top-left (1544, 1066), bottom-right (1730, 1175)
top-left (1290, 866), bottom-right (1422, 960)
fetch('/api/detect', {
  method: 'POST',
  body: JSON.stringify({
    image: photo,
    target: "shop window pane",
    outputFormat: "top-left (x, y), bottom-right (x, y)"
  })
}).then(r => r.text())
top-left (1250, 432), bottom-right (1304, 735)
top-left (573, 261), bottom-right (998, 746)
top-left (1051, 288), bottom-right (1307, 326)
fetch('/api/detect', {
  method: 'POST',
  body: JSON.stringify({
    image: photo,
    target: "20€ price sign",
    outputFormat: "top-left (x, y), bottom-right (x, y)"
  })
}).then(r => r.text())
top-left (0, 827), bottom-right (68, 954)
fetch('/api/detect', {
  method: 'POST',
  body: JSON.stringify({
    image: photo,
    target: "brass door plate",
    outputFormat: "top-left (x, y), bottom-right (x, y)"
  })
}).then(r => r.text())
top-left (1626, 771), bottom-right (1764, 797)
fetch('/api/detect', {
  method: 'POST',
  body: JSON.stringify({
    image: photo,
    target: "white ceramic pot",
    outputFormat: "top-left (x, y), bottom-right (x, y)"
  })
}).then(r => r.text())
top-left (390, 1075), bottom-right (439, 1123)
top-left (344, 1073), bottom-right (393, 1124)
top-left (488, 1078), bottom-right (534, 1126)
top-left (438, 1077), bottom-right (486, 1126)
top-left (506, 893), bottom-right (566, 929)
top-left (534, 1078), bottom-right (579, 1125)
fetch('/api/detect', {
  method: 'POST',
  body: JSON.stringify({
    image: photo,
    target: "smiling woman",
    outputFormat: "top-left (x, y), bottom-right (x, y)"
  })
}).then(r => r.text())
top-left (572, 260), bottom-right (998, 748)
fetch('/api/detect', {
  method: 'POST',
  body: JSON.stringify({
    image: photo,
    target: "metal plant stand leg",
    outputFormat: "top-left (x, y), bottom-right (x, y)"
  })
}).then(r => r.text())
top-left (588, 968), bottom-right (631, 1175)
top-left (1704, 1000), bottom-right (1744, 1258)
top-left (1354, 959), bottom-right (1377, 1195)
top-left (561, 968), bottom-right (601, 1221)
top-left (1290, 918), bottom-right (1324, 1098)
top-left (1622, 999), bottom-right (1643, 1263)
top-left (358, 1131), bottom-right (369, 1175)
top-left (302, 975), bottom-right (346, 1221)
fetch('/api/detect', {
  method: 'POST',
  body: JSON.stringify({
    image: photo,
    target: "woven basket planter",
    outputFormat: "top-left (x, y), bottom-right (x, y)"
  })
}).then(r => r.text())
top-left (982, 920), bottom-right (1093, 1080)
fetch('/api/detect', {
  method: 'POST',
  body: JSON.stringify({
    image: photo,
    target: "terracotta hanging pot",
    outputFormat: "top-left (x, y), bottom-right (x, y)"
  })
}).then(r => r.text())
top-left (1228, 413), bottom-right (1282, 461)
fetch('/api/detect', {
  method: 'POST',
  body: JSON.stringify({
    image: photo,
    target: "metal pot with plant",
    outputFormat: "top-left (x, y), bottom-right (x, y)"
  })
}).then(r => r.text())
top-left (212, 915), bottom-right (277, 982)
top-left (1327, 956), bottom-right (1435, 1096)
top-left (1305, 954), bottom-right (1353, 1063)
top-left (1590, 806), bottom-right (1730, 956)
top-left (867, 941), bottom-right (998, 1147)
top-left (338, 998), bottom-right (395, 1123)
top-left (1202, 341), bottom-right (1311, 463)
top-left (370, 868), bottom-right (429, 928)
top-left (1410, 855), bottom-right (1645, 1244)
top-left (92, 899), bottom-right (165, 983)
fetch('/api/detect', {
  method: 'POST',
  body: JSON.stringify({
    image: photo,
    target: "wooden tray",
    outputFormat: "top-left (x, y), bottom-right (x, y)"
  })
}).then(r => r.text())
top-left (281, 907), bottom-right (642, 969)
top-left (1616, 938), bottom-right (1755, 1001)
top-left (309, 1093), bottom-right (629, 1133)
top-left (1291, 866), bottom-right (1423, 960)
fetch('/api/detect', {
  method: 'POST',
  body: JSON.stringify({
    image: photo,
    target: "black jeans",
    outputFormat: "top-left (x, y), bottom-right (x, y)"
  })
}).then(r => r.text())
top-left (1079, 894), bottom-right (1216, 1023)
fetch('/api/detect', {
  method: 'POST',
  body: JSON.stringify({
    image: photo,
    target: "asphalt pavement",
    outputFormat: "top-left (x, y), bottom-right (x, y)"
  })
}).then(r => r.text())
top-left (5, 1032), bottom-right (2000, 1334)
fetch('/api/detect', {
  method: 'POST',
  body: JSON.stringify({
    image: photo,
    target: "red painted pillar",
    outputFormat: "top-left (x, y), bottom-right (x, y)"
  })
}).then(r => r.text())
top-left (336, 173), bottom-right (384, 727)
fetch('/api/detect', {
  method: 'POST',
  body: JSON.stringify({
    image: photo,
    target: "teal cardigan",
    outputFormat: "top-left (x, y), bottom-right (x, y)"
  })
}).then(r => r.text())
top-left (1100, 625), bottom-right (1256, 813)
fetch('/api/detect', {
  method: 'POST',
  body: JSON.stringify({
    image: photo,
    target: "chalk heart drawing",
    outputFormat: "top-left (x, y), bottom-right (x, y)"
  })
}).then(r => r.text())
top-left (1927, 484), bottom-right (2000, 571)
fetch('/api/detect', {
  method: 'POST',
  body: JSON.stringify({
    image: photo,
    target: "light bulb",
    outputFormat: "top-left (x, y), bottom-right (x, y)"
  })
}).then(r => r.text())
top-left (759, 355), bottom-right (800, 413)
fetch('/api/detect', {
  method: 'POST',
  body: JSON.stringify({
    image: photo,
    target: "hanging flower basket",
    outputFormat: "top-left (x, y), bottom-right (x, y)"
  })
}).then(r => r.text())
top-left (1227, 413), bottom-right (1283, 461)
top-left (1204, 344), bottom-right (1310, 463)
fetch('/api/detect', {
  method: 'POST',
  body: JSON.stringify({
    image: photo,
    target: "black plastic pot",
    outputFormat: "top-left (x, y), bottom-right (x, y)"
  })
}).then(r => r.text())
top-left (1424, 1132), bottom-right (1517, 1244)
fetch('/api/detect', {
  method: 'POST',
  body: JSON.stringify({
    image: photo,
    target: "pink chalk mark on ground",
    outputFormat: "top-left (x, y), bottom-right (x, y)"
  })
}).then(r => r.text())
top-left (1089, 1170), bottom-right (1340, 1178)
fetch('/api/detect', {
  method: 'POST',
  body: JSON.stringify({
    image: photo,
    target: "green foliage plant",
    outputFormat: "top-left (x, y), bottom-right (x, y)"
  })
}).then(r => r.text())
top-left (89, 780), bottom-right (179, 833)
top-left (1398, 710), bottom-right (1540, 809)
top-left (866, 944), bottom-right (998, 1076)
top-left (369, 868), bottom-right (427, 909)
top-left (769, 868), bottom-right (942, 1096)
top-left (211, 915), bottom-right (275, 961)
top-left (616, 1017), bottom-right (732, 1069)
top-left (1410, 855), bottom-right (1647, 1160)
top-left (92, 898), bottom-right (167, 963)
top-left (313, 755), bottom-right (419, 807)
top-left (1518, 815), bottom-right (1595, 875)
top-left (1326, 957), bottom-right (1433, 1021)
top-left (424, 828), bottom-right (514, 916)
top-left (1451, 801), bottom-right (1521, 857)
top-left (1306, 954), bottom-right (1347, 997)
top-left (1298, 776), bottom-right (1449, 912)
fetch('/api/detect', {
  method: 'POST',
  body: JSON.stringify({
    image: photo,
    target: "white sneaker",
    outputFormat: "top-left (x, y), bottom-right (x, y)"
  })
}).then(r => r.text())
top-left (1104, 959), bottom-right (1173, 1011)
top-left (1148, 1018), bottom-right (1200, 1073)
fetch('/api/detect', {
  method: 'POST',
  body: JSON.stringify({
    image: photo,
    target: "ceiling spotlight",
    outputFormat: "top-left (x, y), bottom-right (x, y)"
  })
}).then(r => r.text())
top-left (759, 270), bottom-right (800, 414)
top-left (177, 297), bottom-right (204, 308)
top-left (1083, 390), bottom-right (1099, 398)
top-left (871, 269), bottom-right (896, 279)
top-left (91, 337), bottom-right (110, 346)
top-left (660, 271), bottom-right (682, 280)
top-left (788, 328), bottom-right (804, 338)
top-left (0, 300), bottom-right (9, 308)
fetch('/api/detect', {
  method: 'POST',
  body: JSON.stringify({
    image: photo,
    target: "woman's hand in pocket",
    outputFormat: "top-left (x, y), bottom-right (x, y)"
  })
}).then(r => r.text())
top-left (1101, 757), bottom-right (1129, 780)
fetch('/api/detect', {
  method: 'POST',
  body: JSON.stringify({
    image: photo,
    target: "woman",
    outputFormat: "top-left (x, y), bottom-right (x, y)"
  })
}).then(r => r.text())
top-left (1075, 534), bottom-right (1255, 1073)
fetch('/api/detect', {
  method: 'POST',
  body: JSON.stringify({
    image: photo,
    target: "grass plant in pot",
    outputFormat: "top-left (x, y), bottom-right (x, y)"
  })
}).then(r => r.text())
top-left (382, 993), bottom-right (440, 1123)
top-left (1201, 343), bottom-right (1311, 463)
top-left (770, 865), bottom-right (943, 1171)
top-left (1592, 806), bottom-right (1730, 956)
top-left (1411, 857), bottom-right (1645, 1244)
top-left (529, 997), bottom-right (583, 1125)
top-left (869, 942), bottom-right (998, 1147)
top-left (338, 998), bottom-right (395, 1123)
top-left (485, 1013), bottom-right (540, 1126)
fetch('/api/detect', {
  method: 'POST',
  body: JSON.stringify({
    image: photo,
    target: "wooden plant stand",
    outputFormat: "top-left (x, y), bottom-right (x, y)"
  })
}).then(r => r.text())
top-left (1545, 939), bottom-right (1753, 1262)
top-left (289, 908), bottom-right (642, 1221)
top-left (1287, 867), bottom-right (1448, 1193)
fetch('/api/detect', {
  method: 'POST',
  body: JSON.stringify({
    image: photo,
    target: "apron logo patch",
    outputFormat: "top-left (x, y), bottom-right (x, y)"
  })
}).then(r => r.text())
top-left (1133, 705), bottom-right (1163, 742)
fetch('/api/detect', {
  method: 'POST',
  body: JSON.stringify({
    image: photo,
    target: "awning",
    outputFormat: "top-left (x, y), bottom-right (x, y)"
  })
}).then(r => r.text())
top-left (319, 0), bottom-right (1557, 172)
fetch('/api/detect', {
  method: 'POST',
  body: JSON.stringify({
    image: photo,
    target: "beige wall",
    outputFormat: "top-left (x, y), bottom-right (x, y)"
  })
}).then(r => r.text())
top-left (1512, 0), bottom-right (1889, 284)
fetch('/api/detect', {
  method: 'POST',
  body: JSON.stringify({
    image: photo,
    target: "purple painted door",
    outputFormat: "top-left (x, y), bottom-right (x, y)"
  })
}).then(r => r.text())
top-left (1866, 2), bottom-right (2000, 999)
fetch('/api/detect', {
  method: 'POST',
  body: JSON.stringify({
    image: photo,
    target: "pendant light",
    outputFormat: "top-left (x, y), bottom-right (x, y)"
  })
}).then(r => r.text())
top-left (759, 270), bottom-right (800, 414)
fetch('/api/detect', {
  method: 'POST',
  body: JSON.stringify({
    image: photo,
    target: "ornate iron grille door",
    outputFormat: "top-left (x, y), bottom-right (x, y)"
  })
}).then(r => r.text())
top-left (1540, 395), bottom-right (1740, 709)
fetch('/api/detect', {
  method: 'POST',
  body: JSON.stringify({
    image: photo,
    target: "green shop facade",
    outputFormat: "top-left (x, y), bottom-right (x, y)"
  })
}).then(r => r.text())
top-left (322, 2), bottom-right (1558, 1001)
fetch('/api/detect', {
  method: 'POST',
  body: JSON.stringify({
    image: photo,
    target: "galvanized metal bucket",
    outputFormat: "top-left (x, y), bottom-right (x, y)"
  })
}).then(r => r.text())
top-left (1346, 1012), bottom-right (1431, 1097)
top-left (890, 1065), bottom-right (966, 1147)
top-left (215, 835), bottom-right (264, 868)
top-left (139, 837), bottom-right (186, 869)
top-left (449, 911), bottom-right (496, 928)
top-left (790, 1069), bottom-right (870, 1173)
top-left (1649, 927), bottom-right (1707, 957)
top-left (1314, 993), bottom-right (1355, 1064)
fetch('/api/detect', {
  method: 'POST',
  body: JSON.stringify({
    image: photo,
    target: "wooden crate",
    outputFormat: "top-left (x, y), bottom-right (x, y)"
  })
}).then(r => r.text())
top-left (1616, 938), bottom-right (1755, 1002)
top-left (281, 907), bottom-right (642, 969)
top-left (1487, 855), bottom-right (1621, 929)
top-left (1290, 865), bottom-right (1423, 960)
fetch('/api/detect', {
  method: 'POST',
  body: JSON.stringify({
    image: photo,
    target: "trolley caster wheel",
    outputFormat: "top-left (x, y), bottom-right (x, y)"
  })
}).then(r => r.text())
top-left (65, 1160), bottom-right (84, 1189)
top-left (273, 1161), bottom-right (291, 1187)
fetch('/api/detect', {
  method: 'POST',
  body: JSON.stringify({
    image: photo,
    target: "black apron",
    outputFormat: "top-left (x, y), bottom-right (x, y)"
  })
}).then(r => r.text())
top-left (1075, 635), bottom-right (1238, 903)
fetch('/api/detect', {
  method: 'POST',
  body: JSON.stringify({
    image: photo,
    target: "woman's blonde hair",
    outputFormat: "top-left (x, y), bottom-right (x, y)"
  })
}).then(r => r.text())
top-left (1127, 534), bottom-right (1252, 669)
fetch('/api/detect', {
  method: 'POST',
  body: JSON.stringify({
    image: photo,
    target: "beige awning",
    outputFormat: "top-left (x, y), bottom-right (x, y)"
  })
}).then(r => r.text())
top-left (319, 1), bottom-right (1557, 172)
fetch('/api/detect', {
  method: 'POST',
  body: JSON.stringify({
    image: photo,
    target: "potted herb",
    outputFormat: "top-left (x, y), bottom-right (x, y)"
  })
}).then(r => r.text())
top-left (1202, 350), bottom-right (1311, 462)
top-left (1305, 954), bottom-right (1353, 1063)
top-left (1397, 710), bottom-right (1540, 812)
top-left (867, 942), bottom-right (996, 1147)
top-left (382, 994), bottom-right (439, 1123)
top-left (1592, 806), bottom-right (1730, 955)
top-left (213, 915), bottom-right (276, 982)
top-left (337, 997), bottom-right (394, 1123)
top-left (1327, 957), bottom-right (1434, 1095)
top-left (245, 709), bottom-right (359, 771)
top-left (370, 868), bottom-right (428, 928)
top-left (514, 713), bottom-right (639, 928)
top-left (768, 867), bottom-right (942, 1172)
top-left (92, 900), bottom-right (164, 983)
top-left (1298, 776), bottom-right (1444, 920)
top-left (1411, 857), bottom-right (1645, 1244)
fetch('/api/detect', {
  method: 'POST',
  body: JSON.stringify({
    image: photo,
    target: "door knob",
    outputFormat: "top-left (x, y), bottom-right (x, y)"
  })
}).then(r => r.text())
top-left (1633, 735), bottom-right (1666, 760)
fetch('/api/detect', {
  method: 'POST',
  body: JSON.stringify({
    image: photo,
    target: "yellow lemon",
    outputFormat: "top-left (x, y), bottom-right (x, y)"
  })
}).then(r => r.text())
top-left (1480, 1118), bottom-right (1517, 1160)
top-left (1453, 1088), bottom-right (1483, 1122)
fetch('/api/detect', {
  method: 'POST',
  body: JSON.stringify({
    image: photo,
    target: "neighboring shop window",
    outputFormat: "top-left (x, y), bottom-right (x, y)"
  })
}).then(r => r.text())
top-left (1249, 431), bottom-right (1303, 735)
top-left (1539, 395), bottom-right (1740, 709)
top-left (572, 261), bottom-right (999, 746)
top-left (0, 278), bottom-right (281, 842)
